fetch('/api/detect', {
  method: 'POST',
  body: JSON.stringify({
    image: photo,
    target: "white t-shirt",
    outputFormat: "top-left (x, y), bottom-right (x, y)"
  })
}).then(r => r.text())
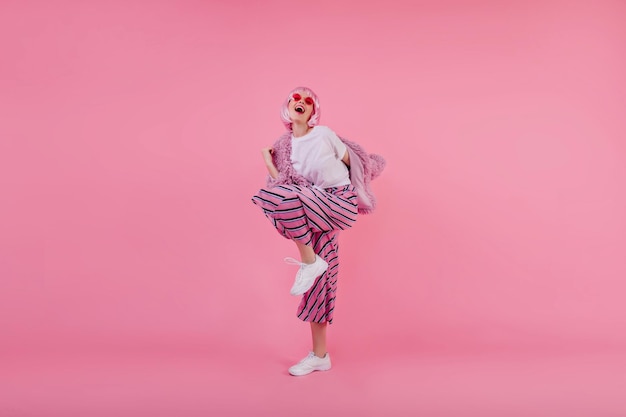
top-left (290, 126), bottom-right (351, 189)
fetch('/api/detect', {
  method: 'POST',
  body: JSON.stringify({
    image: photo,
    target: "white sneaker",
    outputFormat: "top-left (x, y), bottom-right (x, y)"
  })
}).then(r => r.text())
top-left (284, 255), bottom-right (328, 296)
top-left (288, 352), bottom-right (332, 376)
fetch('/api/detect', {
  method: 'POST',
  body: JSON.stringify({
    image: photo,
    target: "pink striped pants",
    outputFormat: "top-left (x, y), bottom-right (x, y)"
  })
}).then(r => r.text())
top-left (252, 184), bottom-right (358, 324)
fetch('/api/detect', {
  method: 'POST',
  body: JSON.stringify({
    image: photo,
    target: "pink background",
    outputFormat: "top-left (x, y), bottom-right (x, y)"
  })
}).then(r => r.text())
top-left (1, 0), bottom-right (625, 416)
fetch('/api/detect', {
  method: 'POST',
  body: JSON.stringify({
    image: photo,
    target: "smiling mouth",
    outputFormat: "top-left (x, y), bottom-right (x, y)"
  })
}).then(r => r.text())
top-left (295, 104), bottom-right (305, 113)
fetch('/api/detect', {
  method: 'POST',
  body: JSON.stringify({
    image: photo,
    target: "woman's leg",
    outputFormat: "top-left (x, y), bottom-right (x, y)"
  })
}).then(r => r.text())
top-left (288, 321), bottom-right (331, 376)
top-left (295, 240), bottom-right (316, 264)
top-left (310, 321), bottom-right (328, 358)
top-left (252, 185), bottom-right (357, 250)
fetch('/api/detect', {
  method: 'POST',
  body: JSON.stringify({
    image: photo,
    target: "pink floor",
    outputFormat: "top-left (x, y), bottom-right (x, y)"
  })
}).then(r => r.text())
top-left (3, 346), bottom-right (625, 417)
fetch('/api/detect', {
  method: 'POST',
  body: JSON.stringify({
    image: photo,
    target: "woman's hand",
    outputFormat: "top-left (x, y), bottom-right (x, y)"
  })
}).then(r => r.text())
top-left (261, 147), bottom-right (279, 179)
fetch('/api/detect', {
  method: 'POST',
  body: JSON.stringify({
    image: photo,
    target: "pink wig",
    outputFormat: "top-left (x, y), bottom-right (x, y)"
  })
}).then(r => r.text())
top-left (280, 86), bottom-right (321, 131)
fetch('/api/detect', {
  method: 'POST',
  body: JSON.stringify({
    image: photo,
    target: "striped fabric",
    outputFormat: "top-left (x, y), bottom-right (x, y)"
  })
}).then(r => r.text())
top-left (252, 184), bottom-right (358, 324)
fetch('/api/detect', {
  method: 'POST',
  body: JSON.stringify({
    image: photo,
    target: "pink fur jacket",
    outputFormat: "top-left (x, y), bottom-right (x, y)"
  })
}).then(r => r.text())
top-left (266, 131), bottom-right (386, 214)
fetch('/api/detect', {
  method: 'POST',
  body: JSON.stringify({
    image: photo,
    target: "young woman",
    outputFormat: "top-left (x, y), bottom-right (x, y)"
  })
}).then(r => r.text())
top-left (252, 87), bottom-right (384, 376)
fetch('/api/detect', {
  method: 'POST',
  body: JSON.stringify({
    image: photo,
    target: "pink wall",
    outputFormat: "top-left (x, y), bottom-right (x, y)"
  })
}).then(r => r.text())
top-left (1, 0), bottom-right (625, 355)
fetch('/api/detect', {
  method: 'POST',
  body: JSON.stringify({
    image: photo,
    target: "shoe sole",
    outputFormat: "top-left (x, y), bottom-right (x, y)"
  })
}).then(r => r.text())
top-left (288, 365), bottom-right (332, 376)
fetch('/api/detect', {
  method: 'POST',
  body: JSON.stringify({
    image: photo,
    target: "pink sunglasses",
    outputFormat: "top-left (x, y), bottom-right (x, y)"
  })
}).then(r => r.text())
top-left (292, 93), bottom-right (314, 105)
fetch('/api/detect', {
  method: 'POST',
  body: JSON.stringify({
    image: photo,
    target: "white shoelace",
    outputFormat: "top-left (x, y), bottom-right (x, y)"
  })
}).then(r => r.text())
top-left (284, 257), bottom-right (305, 267)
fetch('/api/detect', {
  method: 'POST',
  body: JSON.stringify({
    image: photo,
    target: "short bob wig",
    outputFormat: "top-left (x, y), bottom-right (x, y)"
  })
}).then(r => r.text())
top-left (280, 86), bottom-right (321, 131)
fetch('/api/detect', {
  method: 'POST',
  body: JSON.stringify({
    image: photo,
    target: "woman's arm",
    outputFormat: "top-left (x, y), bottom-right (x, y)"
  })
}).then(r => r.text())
top-left (342, 150), bottom-right (350, 167)
top-left (262, 147), bottom-right (279, 179)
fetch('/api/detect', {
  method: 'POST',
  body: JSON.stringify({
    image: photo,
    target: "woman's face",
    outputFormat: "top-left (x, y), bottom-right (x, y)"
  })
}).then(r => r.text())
top-left (287, 91), bottom-right (315, 124)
